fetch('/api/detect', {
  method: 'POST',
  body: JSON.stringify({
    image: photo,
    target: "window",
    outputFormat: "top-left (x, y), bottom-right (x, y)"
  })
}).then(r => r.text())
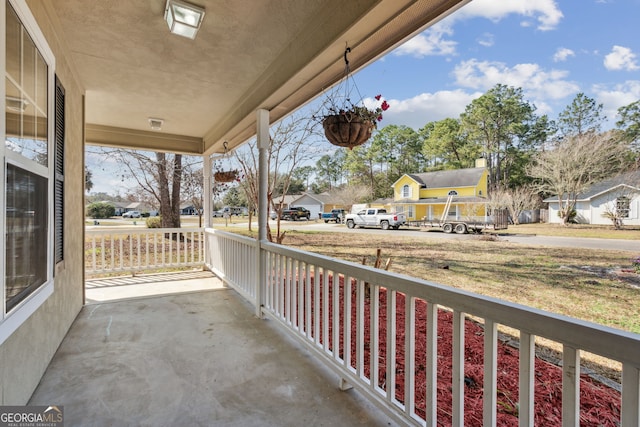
top-left (448, 190), bottom-right (458, 196)
top-left (617, 196), bottom-right (630, 218)
top-left (2, 0), bottom-right (55, 338)
top-left (402, 184), bottom-right (411, 198)
top-left (5, 164), bottom-right (47, 310)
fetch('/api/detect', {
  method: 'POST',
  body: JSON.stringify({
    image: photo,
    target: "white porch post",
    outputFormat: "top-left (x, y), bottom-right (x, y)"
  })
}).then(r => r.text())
top-left (256, 108), bottom-right (270, 318)
top-left (203, 154), bottom-right (212, 228)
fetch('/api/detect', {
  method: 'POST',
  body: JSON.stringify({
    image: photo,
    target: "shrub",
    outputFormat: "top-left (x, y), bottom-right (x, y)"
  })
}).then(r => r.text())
top-left (87, 202), bottom-right (115, 219)
top-left (632, 256), bottom-right (640, 274)
top-left (146, 216), bottom-right (162, 228)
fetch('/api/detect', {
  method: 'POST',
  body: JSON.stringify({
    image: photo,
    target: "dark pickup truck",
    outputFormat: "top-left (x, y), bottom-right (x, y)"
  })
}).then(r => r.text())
top-left (281, 206), bottom-right (311, 221)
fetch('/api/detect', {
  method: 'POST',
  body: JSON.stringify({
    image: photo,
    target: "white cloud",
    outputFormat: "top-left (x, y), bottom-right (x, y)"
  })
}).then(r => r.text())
top-left (393, 23), bottom-right (457, 58)
top-left (592, 80), bottom-right (640, 125)
top-left (477, 33), bottom-right (495, 47)
top-left (454, 0), bottom-right (563, 31)
top-left (451, 59), bottom-right (580, 116)
top-left (453, 59), bottom-right (578, 99)
top-left (603, 45), bottom-right (639, 71)
top-left (553, 47), bottom-right (575, 62)
top-left (380, 90), bottom-right (483, 129)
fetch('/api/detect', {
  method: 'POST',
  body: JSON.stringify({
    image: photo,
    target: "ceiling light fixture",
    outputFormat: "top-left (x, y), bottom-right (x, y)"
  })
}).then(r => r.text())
top-left (164, 0), bottom-right (205, 40)
top-left (148, 118), bottom-right (164, 131)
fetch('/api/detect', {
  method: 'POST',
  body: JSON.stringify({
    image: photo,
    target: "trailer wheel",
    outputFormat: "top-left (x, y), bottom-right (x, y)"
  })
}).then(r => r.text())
top-left (455, 223), bottom-right (467, 234)
top-left (346, 220), bottom-right (355, 229)
top-left (381, 220), bottom-right (390, 230)
top-left (442, 223), bottom-right (453, 233)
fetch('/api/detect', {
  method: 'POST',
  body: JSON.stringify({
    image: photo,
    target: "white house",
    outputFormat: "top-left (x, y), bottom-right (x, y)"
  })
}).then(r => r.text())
top-left (545, 171), bottom-right (640, 225)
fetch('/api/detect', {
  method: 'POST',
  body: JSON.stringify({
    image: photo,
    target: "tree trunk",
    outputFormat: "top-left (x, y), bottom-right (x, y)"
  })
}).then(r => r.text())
top-left (156, 153), bottom-right (182, 229)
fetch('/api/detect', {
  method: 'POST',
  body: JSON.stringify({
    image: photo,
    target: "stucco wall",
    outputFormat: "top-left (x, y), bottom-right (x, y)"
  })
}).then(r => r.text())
top-left (0, 0), bottom-right (85, 404)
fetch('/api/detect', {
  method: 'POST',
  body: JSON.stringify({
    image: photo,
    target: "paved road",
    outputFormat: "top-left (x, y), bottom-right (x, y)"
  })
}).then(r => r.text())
top-left (274, 220), bottom-right (640, 252)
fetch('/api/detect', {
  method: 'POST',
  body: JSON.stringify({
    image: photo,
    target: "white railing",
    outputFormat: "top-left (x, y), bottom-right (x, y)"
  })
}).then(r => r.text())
top-left (204, 228), bottom-right (258, 302)
top-left (85, 227), bottom-right (204, 275)
top-left (204, 229), bottom-right (640, 427)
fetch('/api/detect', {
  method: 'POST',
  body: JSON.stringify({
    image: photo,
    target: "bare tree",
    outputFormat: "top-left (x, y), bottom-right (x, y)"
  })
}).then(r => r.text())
top-left (489, 185), bottom-right (539, 225)
top-left (528, 131), bottom-right (630, 225)
top-left (99, 149), bottom-right (199, 228)
top-left (329, 184), bottom-right (370, 212)
top-left (235, 111), bottom-right (321, 243)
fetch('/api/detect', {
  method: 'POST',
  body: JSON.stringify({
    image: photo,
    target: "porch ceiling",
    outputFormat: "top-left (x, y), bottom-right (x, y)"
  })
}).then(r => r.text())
top-left (41, 0), bottom-right (469, 155)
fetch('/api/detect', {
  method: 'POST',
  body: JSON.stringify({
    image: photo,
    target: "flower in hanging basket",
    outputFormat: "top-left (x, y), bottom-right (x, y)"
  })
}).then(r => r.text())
top-left (214, 170), bottom-right (238, 183)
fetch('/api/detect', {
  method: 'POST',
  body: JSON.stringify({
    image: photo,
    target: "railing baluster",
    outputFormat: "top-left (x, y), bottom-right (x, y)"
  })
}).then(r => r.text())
top-left (356, 279), bottom-right (365, 380)
top-left (405, 295), bottom-right (416, 418)
top-left (313, 266), bottom-right (320, 345)
top-left (371, 284), bottom-right (380, 392)
top-left (484, 319), bottom-right (497, 426)
top-left (387, 289), bottom-right (397, 403)
top-left (621, 363), bottom-right (640, 427)
top-left (426, 302), bottom-right (438, 427)
top-left (305, 263), bottom-right (312, 340)
top-left (322, 268), bottom-right (330, 354)
top-left (287, 257), bottom-right (293, 326)
top-left (344, 275), bottom-right (352, 370)
top-left (452, 310), bottom-right (465, 427)
top-left (519, 332), bottom-right (535, 427)
top-left (297, 260), bottom-right (303, 331)
top-left (332, 271), bottom-right (340, 361)
top-left (562, 345), bottom-right (580, 427)
top-left (92, 234), bottom-right (97, 271)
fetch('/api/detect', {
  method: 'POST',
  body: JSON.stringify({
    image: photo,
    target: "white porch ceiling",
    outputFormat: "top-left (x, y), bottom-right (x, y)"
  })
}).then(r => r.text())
top-left (40, 0), bottom-right (469, 155)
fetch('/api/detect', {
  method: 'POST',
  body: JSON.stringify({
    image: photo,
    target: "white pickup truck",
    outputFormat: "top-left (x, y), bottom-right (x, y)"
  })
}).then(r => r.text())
top-left (344, 208), bottom-right (406, 230)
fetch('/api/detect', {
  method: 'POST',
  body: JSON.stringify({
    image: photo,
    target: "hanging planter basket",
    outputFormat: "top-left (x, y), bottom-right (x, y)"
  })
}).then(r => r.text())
top-left (214, 170), bottom-right (238, 183)
top-left (322, 114), bottom-right (374, 149)
top-left (317, 46), bottom-right (389, 149)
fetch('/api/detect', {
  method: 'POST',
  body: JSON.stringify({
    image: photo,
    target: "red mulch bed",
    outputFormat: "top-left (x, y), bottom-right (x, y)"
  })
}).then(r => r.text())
top-left (283, 274), bottom-right (621, 426)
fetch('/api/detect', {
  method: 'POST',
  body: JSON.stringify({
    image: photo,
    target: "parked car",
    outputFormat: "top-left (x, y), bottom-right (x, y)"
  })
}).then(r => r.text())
top-left (212, 210), bottom-right (224, 217)
top-left (281, 206), bottom-right (311, 221)
top-left (122, 210), bottom-right (141, 218)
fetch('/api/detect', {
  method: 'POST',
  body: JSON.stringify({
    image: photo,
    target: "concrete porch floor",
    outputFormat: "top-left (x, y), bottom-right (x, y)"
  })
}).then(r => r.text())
top-left (29, 272), bottom-right (395, 426)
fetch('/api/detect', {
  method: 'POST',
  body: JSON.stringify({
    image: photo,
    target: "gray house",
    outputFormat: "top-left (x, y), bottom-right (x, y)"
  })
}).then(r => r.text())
top-left (545, 171), bottom-right (640, 225)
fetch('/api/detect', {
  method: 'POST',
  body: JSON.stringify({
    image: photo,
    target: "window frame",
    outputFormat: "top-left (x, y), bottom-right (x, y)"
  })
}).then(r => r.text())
top-left (1, 0), bottom-right (56, 345)
top-left (616, 196), bottom-right (630, 219)
top-left (401, 184), bottom-right (411, 198)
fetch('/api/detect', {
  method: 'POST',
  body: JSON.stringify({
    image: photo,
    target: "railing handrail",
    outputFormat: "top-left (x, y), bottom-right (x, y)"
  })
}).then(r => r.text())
top-left (261, 240), bottom-right (640, 365)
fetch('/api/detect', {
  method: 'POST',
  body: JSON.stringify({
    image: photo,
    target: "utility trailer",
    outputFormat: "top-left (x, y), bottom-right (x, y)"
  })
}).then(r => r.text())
top-left (406, 196), bottom-right (509, 234)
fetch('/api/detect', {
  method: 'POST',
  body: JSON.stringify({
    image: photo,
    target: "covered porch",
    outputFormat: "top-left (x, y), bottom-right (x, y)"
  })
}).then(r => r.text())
top-left (2, 1), bottom-right (639, 426)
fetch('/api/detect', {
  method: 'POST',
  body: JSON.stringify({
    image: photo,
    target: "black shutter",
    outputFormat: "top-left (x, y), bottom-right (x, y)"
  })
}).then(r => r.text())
top-left (54, 76), bottom-right (65, 264)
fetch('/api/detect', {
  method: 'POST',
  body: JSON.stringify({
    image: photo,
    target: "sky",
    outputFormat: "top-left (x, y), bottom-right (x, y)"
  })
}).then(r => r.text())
top-left (354, 0), bottom-right (640, 130)
top-left (87, 0), bottom-right (640, 195)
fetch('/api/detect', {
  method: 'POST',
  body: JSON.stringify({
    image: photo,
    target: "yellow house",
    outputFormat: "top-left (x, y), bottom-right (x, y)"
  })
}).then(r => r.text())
top-left (391, 160), bottom-right (489, 221)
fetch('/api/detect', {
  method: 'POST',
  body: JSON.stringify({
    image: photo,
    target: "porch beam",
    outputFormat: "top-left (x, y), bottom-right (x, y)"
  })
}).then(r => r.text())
top-left (85, 124), bottom-right (203, 155)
